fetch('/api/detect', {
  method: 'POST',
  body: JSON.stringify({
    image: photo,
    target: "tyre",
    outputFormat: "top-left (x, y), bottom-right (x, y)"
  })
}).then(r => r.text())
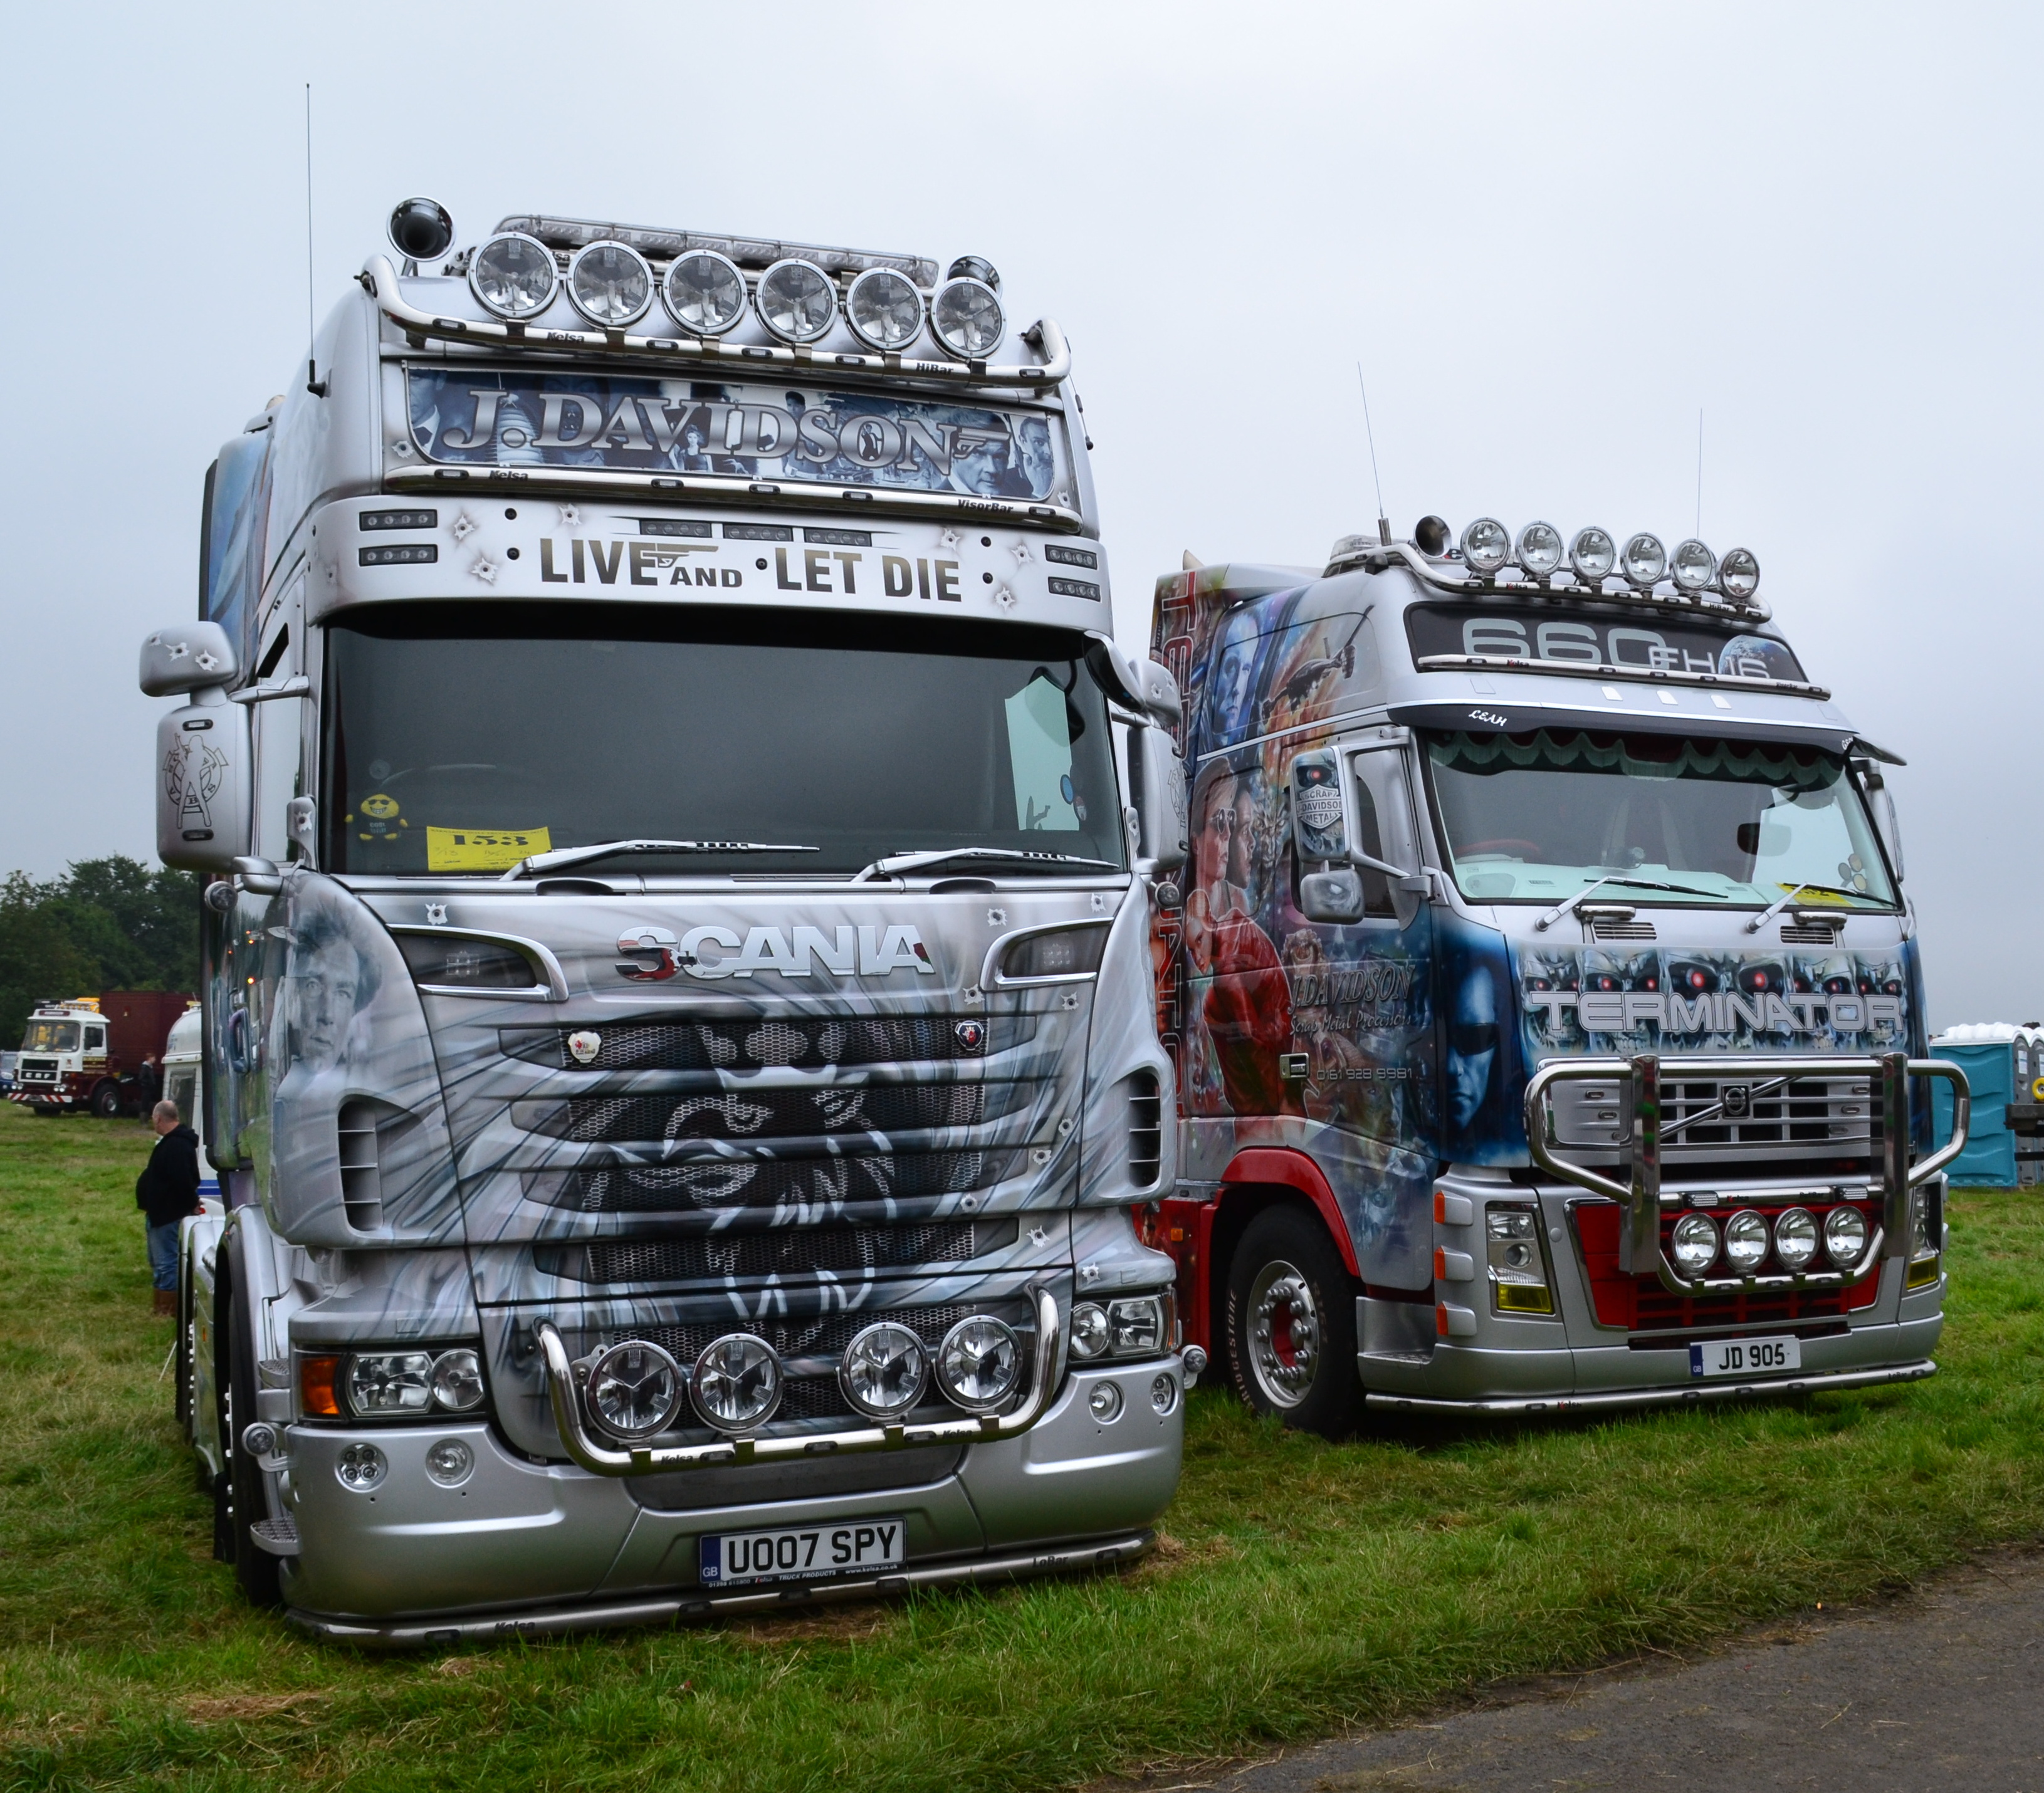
top-left (91, 1082), bottom-right (121, 1119)
top-left (1224, 1203), bottom-right (1365, 1438)
top-left (220, 1232), bottom-right (283, 1607)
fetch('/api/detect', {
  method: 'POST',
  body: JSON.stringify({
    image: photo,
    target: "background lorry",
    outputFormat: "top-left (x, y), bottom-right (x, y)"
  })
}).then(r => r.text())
top-left (9, 990), bottom-right (191, 1117)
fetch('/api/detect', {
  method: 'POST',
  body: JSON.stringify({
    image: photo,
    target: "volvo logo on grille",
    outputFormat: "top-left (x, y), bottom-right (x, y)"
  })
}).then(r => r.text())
top-left (954, 1019), bottom-right (987, 1052)
top-left (1722, 1084), bottom-right (1751, 1117)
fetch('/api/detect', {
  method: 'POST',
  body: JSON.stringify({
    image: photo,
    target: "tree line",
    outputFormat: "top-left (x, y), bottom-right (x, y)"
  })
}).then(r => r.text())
top-left (0, 859), bottom-right (203, 1047)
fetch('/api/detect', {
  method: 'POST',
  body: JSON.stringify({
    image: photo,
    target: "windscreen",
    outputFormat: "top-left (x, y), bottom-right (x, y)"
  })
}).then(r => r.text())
top-left (21, 1021), bottom-right (80, 1052)
top-left (322, 604), bottom-right (1126, 876)
top-left (1424, 730), bottom-right (1896, 911)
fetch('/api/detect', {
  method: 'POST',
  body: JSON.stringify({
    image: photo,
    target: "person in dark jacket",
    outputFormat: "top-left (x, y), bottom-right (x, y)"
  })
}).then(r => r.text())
top-left (135, 1100), bottom-right (201, 1315)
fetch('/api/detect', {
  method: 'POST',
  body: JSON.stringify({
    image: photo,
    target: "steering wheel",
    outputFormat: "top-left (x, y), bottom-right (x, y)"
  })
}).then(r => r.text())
top-left (1459, 839), bottom-right (1543, 859)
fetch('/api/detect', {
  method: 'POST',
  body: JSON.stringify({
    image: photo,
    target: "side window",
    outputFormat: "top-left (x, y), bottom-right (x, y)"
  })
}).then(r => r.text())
top-left (1352, 780), bottom-right (1394, 917)
top-left (254, 698), bottom-right (305, 862)
top-left (85, 1026), bottom-right (106, 1053)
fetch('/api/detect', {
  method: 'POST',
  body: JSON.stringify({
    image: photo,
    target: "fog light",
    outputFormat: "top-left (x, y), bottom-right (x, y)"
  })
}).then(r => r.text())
top-left (662, 249), bottom-right (748, 337)
top-left (1671, 1211), bottom-right (1719, 1275)
top-left (430, 1347), bottom-right (485, 1412)
top-left (424, 1438), bottom-right (474, 1487)
top-left (335, 1442), bottom-right (387, 1491)
top-left (690, 1333), bottom-right (782, 1431)
top-left (1088, 1381), bottom-right (1123, 1422)
top-left (468, 232), bottom-right (558, 320)
top-left (1460, 516), bottom-right (1512, 574)
top-left (1722, 1208), bottom-right (1770, 1273)
top-left (1824, 1204), bottom-right (1869, 1265)
top-left (838, 1321), bottom-right (928, 1420)
top-left (1149, 1372), bottom-right (1179, 1415)
top-left (1570, 526), bottom-right (1616, 581)
top-left (347, 1351), bottom-right (432, 1414)
top-left (1516, 520), bottom-right (1564, 577)
top-left (588, 1340), bottom-right (684, 1438)
top-left (935, 1315), bottom-right (1022, 1413)
top-left (1622, 532), bottom-right (1667, 587)
top-left (1773, 1206), bottom-right (1819, 1272)
top-left (1070, 1302), bottom-right (1109, 1360)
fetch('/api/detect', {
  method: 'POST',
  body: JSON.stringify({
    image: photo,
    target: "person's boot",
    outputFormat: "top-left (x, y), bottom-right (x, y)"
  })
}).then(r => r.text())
top-left (153, 1289), bottom-right (176, 1317)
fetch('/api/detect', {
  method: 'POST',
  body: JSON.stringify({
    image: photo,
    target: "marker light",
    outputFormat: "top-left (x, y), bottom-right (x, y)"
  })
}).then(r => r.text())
top-left (1824, 1203), bottom-right (1869, 1266)
top-left (931, 278), bottom-right (1004, 359)
top-left (1722, 1208), bottom-right (1770, 1273)
top-left (1570, 526), bottom-right (1616, 581)
top-left (1671, 538), bottom-right (1717, 593)
top-left (1719, 546), bottom-right (1761, 599)
top-left (1516, 521), bottom-right (1564, 577)
top-left (662, 249), bottom-right (748, 336)
top-left (845, 267), bottom-right (925, 352)
top-left (1460, 517), bottom-right (1512, 574)
top-left (1671, 1211), bottom-right (1720, 1275)
top-left (387, 197), bottom-right (454, 263)
top-left (468, 232), bottom-right (558, 320)
top-left (755, 258), bottom-right (837, 343)
top-left (1773, 1206), bottom-right (1820, 1272)
top-left (1622, 532), bottom-right (1667, 587)
top-left (689, 1332), bottom-right (783, 1431)
top-left (567, 241), bottom-right (654, 327)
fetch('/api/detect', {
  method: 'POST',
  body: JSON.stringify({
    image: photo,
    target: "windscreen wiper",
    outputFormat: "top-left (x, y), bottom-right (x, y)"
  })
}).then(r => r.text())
top-left (1743, 880), bottom-right (1875, 932)
top-left (500, 839), bottom-right (819, 881)
top-left (1535, 872), bottom-right (1722, 931)
top-left (852, 847), bottom-right (1122, 884)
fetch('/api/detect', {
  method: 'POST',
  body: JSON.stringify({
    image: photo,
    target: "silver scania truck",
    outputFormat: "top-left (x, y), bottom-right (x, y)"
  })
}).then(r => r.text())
top-left (149, 199), bottom-right (1193, 1644)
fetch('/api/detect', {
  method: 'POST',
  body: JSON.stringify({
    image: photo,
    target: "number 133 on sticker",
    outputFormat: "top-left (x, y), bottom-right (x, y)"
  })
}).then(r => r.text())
top-left (426, 827), bottom-right (552, 872)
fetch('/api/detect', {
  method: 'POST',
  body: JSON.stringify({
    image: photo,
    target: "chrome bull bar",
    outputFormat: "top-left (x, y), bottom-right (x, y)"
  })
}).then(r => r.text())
top-left (1523, 1052), bottom-right (1969, 1299)
top-left (536, 1287), bottom-right (1061, 1476)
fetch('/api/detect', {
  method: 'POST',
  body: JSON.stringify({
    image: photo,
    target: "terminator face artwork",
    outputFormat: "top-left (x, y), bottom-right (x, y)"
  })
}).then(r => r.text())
top-left (1446, 962), bottom-right (1499, 1134)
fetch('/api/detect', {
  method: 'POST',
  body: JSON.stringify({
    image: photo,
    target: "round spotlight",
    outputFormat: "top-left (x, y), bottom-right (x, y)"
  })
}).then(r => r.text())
top-left (588, 1340), bottom-right (684, 1438)
top-left (469, 231), bottom-right (558, 321)
top-left (935, 1315), bottom-right (1022, 1413)
top-left (1516, 521), bottom-right (1564, 578)
top-left (1414, 515), bottom-right (1452, 557)
top-left (662, 249), bottom-right (748, 337)
top-left (1460, 516), bottom-right (1512, 575)
top-left (424, 1438), bottom-right (474, 1487)
top-left (1069, 1302), bottom-right (1110, 1361)
top-left (387, 197), bottom-right (454, 263)
top-left (1719, 546), bottom-right (1761, 600)
top-left (1622, 532), bottom-right (1668, 587)
top-left (1671, 1211), bottom-right (1720, 1276)
top-left (335, 1441), bottom-right (387, 1492)
top-left (1722, 1208), bottom-right (1770, 1274)
top-left (1671, 538), bottom-right (1717, 593)
top-left (755, 258), bottom-right (837, 343)
top-left (1773, 1206), bottom-right (1820, 1272)
top-left (837, 1321), bottom-right (929, 1420)
top-left (931, 276), bottom-right (1005, 360)
top-left (1570, 526), bottom-right (1617, 582)
top-left (846, 267), bottom-right (925, 352)
top-left (429, 1347), bottom-right (486, 1412)
top-left (566, 240), bottom-right (654, 328)
top-left (689, 1332), bottom-right (783, 1431)
top-left (1088, 1381), bottom-right (1124, 1423)
top-left (1824, 1204), bottom-right (1869, 1267)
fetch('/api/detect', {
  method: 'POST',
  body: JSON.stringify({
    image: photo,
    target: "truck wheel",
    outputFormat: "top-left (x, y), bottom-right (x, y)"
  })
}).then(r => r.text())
top-left (1225, 1204), bottom-right (1364, 1438)
top-left (221, 1238), bottom-right (283, 1607)
top-left (91, 1082), bottom-right (121, 1119)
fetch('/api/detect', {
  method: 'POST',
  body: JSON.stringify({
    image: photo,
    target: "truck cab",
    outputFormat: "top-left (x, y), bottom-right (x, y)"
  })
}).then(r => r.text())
top-left (11, 1000), bottom-right (112, 1115)
top-left (1146, 518), bottom-right (1966, 1431)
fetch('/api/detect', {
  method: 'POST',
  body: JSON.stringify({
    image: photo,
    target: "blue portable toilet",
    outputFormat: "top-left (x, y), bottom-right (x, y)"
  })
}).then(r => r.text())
top-left (1930, 1024), bottom-right (2044, 1188)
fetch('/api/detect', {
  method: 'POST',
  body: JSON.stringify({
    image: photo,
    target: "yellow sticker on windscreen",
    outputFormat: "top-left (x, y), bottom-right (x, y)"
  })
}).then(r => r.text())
top-left (1782, 884), bottom-right (1853, 905)
top-left (427, 827), bottom-right (550, 872)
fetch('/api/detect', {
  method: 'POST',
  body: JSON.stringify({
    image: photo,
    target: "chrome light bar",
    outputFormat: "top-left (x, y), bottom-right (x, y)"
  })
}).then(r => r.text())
top-left (495, 214), bottom-right (940, 286)
top-left (1524, 1051), bottom-right (1969, 1298)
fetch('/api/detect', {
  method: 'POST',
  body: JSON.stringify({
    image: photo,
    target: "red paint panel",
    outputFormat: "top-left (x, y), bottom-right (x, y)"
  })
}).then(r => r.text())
top-left (1220, 1146), bottom-right (1362, 1278)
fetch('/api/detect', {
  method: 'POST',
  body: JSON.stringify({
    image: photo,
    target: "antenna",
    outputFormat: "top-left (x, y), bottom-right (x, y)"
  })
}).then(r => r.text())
top-left (1695, 407), bottom-right (1704, 538)
top-left (1356, 363), bottom-right (1390, 545)
top-left (304, 84), bottom-right (325, 397)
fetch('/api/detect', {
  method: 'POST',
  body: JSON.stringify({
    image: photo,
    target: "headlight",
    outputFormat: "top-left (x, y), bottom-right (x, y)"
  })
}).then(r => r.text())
top-left (397, 931), bottom-right (543, 991)
top-left (1909, 1189), bottom-right (1933, 1258)
top-left (347, 1351), bottom-right (432, 1414)
top-left (1670, 537), bottom-right (1717, 592)
top-left (998, 925), bottom-right (1108, 982)
top-left (1108, 1295), bottom-right (1165, 1356)
top-left (1824, 1203), bottom-right (1869, 1266)
top-left (1622, 532), bottom-right (1667, 587)
top-left (587, 1339), bottom-right (684, 1438)
top-left (429, 1347), bottom-right (486, 1412)
top-left (468, 231), bottom-right (558, 320)
top-left (845, 266), bottom-right (925, 351)
top-left (837, 1321), bottom-right (929, 1419)
top-left (930, 276), bottom-right (1004, 359)
top-left (1670, 1211), bottom-right (1719, 1275)
top-left (690, 1332), bottom-right (782, 1431)
top-left (935, 1315), bottom-right (1022, 1412)
top-left (566, 240), bottom-right (654, 328)
top-left (424, 1438), bottom-right (474, 1487)
top-left (662, 249), bottom-right (748, 337)
top-left (1460, 517), bottom-right (1512, 574)
top-left (1722, 1208), bottom-right (1769, 1273)
top-left (1069, 1302), bottom-right (1110, 1360)
top-left (1570, 525), bottom-right (1616, 582)
top-left (755, 258), bottom-right (837, 343)
top-left (1516, 520), bottom-right (1564, 577)
top-left (1719, 546), bottom-right (1761, 599)
top-left (1773, 1206), bottom-right (1819, 1272)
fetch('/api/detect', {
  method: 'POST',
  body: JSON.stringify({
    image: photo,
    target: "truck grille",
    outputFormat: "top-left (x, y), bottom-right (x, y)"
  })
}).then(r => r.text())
top-left (537, 1217), bottom-right (1017, 1284)
top-left (523, 1149), bottom-right (1006, 1213)
top-left (500, 1013), bottom-right (1009, 1072)
top-left (513, 1082), bottom-right (1009, 1144)
top-left (1551, 1074), bottom-right (1872, 1156)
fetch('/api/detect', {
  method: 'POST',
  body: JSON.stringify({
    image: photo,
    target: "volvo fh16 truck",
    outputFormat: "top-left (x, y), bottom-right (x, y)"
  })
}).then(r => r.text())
top-left (145, 199), bottom-right (1193, 1643)
top-left (1143, 516), bottom-right (1966, 1433)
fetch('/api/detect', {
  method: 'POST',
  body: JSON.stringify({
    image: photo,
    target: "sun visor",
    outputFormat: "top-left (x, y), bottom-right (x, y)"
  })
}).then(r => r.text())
top-left (1388, 694), bottom-right (1858, 755)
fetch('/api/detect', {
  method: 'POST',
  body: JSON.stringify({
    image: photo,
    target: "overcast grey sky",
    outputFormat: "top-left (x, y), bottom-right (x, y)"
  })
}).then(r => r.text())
top-left (2, 2), bottom-right (2036, 1029)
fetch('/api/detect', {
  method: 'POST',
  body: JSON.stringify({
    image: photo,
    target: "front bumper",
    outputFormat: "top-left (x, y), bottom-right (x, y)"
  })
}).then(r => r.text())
top-left (1366, 1356), bottom-right (1936, 1416)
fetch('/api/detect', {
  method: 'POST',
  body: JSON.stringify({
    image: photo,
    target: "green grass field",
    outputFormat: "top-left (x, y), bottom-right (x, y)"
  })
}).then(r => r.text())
top-left (3, 1099), bottom-right (2040, 1792)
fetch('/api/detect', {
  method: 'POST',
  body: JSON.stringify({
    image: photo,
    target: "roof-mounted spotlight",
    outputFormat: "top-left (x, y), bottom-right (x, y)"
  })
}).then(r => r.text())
top-left (756, 257), bottom-right (837, 343)
top-left (662, 249), bottom-right (748, 337)
top-left (931, 260), bottom-right (1004, 360)
top-left (1460, 517), bottom-right (1512, 575)
top-left (1570, 526), bottom-right (1616, 582)
top-left (1719, 546), bottom-right (1761, 600)
top-left (1414, 515), bottom-right (1452, 557)
top-left (1516, 521), bottom-right (1564, 578)
top-left (469, 231), bottom-right (558, 320)
top-left (566, 240), bottom-right (654, 328)
top-left (387, 197), bottom-right (455, 264)
top-left (1622, 532), bottom-right (1667, 588)
top-left (1670, 538), bottom-right (1717, 593)
top-left (846, 266), bottom-right (925, 352)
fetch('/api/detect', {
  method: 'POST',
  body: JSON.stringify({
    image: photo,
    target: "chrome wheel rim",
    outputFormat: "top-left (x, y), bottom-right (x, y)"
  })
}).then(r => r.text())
top-left (1246, 1258), bottom-right (1320, 1409)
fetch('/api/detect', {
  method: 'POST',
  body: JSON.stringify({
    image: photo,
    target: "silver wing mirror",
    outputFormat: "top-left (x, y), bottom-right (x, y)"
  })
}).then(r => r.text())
top-left (157, 701), bottom-right (251, 872)
top-left (140, 621), bottom-right (238, 698)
